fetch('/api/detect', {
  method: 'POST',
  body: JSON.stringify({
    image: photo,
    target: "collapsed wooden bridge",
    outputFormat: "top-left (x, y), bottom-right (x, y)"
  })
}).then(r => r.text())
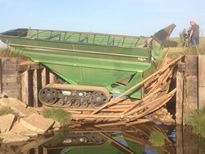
top-left (66, 54), bottom-right (184, 127)
top-left (0, 52), bottom-right (184, 127)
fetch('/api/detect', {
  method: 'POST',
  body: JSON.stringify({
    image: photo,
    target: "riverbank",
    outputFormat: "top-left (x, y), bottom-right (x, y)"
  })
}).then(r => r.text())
top-left (0, 94), bottom-right (175, 144)
top-left (0, 95), bottom-right (63, 144)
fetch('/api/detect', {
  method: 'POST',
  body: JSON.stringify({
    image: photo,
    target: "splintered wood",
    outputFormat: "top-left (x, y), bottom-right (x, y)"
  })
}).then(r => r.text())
top-left (69, 55), bottom-right (184, 127)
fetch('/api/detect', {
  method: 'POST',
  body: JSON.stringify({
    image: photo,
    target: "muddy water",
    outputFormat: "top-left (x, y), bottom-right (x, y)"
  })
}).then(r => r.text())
top-left (1, 123), bottom-right (205, 154)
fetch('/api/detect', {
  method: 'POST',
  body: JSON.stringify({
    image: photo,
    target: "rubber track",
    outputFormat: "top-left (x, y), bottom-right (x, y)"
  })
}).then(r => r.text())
top-left (40, 84), bottom-right (110, 107)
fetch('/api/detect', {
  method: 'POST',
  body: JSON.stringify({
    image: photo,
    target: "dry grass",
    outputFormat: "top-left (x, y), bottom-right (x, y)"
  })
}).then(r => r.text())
top-left (0, 47), bottom-right (28, 59)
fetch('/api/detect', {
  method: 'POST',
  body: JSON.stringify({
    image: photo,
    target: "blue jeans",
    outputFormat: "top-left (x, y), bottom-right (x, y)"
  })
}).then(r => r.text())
top-left (191, 36), bottom-right (199, 45)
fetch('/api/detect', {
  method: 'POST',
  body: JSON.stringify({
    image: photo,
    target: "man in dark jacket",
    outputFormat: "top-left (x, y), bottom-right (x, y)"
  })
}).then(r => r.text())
top-left (189, 20), bottom-right (200, 45)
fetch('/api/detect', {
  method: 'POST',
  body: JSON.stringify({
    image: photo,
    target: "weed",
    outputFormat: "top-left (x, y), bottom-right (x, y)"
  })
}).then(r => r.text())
top-left (188, 108), bottom-right (205, 137)
top-left (182, 37), bottom-right (205, 55)
top-left (0, 47), bottom-right (28, 60)
top-left (0, 107), bottom-right (18, 117)
top-left (149, 131), bottom-right (165, 147)
top-left (42, 108), bottom-right (70, 125)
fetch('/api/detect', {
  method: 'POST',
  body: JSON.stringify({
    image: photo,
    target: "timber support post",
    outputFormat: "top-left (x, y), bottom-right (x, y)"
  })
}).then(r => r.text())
top-left (176, 62), bottom-right (185, 125)
top-left (176, 55), bottom-right (205, 125)
top-left (0, 58), bottom-right (19, 98)
top-left (198, 55), bottom-right (205, 109)
top-left (0, 59), bottom-right (2, 93)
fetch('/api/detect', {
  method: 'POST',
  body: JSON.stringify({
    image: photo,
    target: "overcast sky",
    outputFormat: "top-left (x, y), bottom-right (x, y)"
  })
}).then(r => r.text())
top-left (0, 0), bottom-right (204, 37)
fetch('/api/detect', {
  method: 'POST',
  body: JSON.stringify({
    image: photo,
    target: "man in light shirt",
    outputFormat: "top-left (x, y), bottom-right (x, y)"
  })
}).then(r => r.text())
top-left (189, 20), bottom-right (200, 46)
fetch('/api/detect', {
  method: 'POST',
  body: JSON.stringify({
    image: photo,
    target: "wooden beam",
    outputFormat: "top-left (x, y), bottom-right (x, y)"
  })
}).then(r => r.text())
top-left (198, 55), bottom-right (205, 109)
top-left (100, 132), bottom-right (135, 154)
top-left (41, 68), bottom-right (47, 88)
top-left (183, 55), bottom-right (198, 125)
top-left (33, 69), bottom-right (39, 107)
top-left (125, 118), bottom-right (153, 127)
top-left (126, 89), bottom-right (176, 121)
top-left (176, 126), bottom-right (183, 154)
top-left (160, 47), bottom-right (170, 69)
top-left (0, 58), bottom-right (2, 93)
top-left (121, 88), bottom-right (161, 116)
top-left (91, 55), bottom-right (184, 115)
top-left (21, 71), bottom-right (29, 105)
top-left (95, 122), bottom-right (126, 127)
top-left (176, 63), bottom-right (185, 125)
top-left (49, 72), bottom-right (55, 84)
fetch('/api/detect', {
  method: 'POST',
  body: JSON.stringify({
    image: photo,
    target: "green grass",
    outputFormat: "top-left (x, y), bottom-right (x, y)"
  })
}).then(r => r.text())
top-left (0, 107), bottom-right (18, 117)
top-left (188, 108), bottom-right (205, 137)
top-left (42, 108), bottom-right (70, 125)
top-left (149, 131), bottom-right (165, 147)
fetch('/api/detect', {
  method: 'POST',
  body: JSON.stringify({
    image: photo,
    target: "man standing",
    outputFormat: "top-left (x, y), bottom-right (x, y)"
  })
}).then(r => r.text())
top-left (189, 20), bottom-right (200, 45)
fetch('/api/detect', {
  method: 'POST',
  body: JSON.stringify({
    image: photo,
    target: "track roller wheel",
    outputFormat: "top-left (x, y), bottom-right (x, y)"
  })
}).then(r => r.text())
top-left (91, 91), bottom-right (108, 108)
top-left (39, 88), bottom-right (58, 104)
top-left (73, 100), bottom-right (80, 107)
top-left (56, 99), bottom-right (64, 106)
top-left (89, 133), bottom-right (107, 144)
top-left (82, 101), bottom-right (89, 108)
top-left (64, 97), bottom-right (72, 107)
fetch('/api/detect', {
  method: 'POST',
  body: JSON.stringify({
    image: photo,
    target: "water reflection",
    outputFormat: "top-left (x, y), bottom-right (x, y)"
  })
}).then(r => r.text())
top-left (176, 126), bottom-right (205, 154)
top-left (0, 122), bottom-right (177, 154)
top-left (1, 123), bottom-right (205, 154)
top-left (40, 123), bottom-right (175, 154)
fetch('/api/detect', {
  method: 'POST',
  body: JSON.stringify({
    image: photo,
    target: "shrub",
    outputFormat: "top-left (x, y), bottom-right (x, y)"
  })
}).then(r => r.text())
top-left (179, 28), bottom-right (189, 47)
top-left (164, 40), bottom-right (178, 47)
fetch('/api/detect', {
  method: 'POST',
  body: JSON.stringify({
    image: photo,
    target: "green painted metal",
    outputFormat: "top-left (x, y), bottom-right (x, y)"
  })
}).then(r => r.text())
top-left (0, 24), bottom-right (176, 99)
top-left (60, 139), bottom-right (143, 154)
top-left (55, 133), bottom-right (143, 154)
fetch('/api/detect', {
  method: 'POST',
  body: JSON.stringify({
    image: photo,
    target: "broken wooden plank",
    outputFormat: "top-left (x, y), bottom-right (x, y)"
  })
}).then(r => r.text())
top-left (125, 118), bottom-right (153, 126)
top-left (100, 132), bottom-right (135, 154)
top-left (95, 122), bottom-right (126, 127)
top-left (128, 89), bottom-right (176, 121)
top-left (91, 55), bottom-right (184, 115)
top-left (121, 87), bottom-right (162, 116)
top-left (160, 47), bottom-right (171, 69)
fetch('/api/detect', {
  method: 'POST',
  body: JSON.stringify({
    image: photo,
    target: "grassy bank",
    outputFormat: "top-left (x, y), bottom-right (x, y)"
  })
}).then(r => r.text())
top-left (168, 37), bottom-right (205, 55)
top-left (188, 108), bottom-right (205, 137)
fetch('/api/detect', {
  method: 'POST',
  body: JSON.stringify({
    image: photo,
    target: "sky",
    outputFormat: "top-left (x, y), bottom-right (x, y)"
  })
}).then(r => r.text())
top-left (0, 0), bottom-right (204, 38)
